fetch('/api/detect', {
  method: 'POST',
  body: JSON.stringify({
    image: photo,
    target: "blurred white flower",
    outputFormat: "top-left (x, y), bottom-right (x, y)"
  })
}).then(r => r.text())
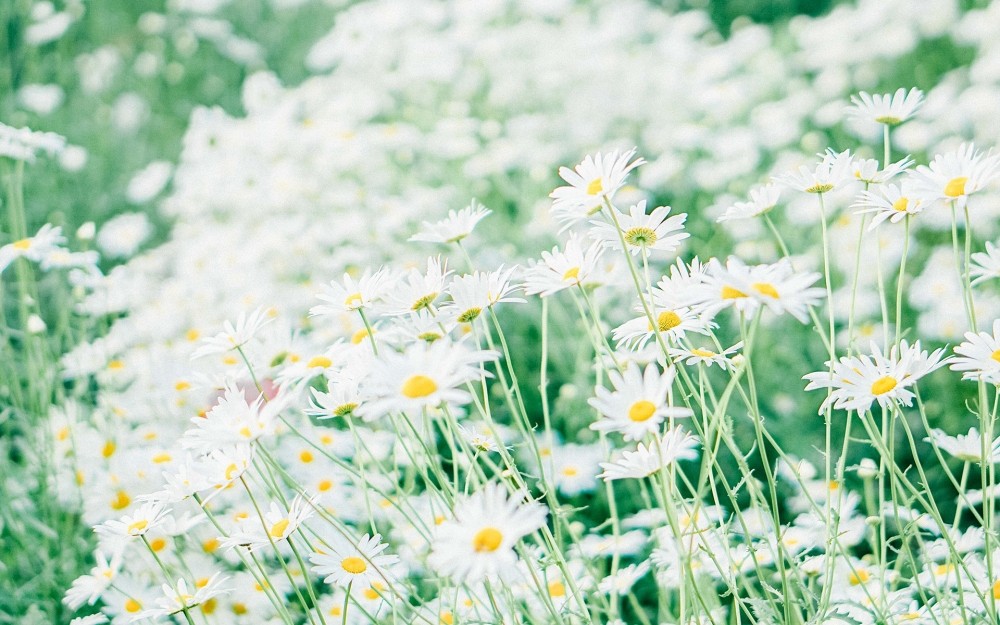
top-left (96, 212), bottom-right (152, 258)
top-left (126, 161), bottom-right (173, 204)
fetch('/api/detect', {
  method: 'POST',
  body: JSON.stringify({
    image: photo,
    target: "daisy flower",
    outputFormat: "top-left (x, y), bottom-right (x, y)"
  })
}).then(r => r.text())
top-left (383, 256), bottom-right (451, 315)
top-left (94, 501), bottom-right (172, 539)
top-left (716, 183), bottom-right (781, 222)
top-left (181, 382), bottom-right (292, 452)
top-left (774, 149), bottom-right (853, 194)
top-left (692, 257), bottom-right (824, 323)
top-left (848, 88), bottom-right (923, 126)
top-left (223, 495), bottom-right (317, 551)
top-left (136, 573), bottom-right (229, 621)
top-left (459, 423), bottom-right (501, 452)
top-left (428, 482), bottom-right (548, 583)
top-left (63, 548), bottom-right (123, 609)
top-left (668, 342), bottom-right (743, 369)
top-left (596, 426), bottom-right (700, 481)
top-left (310, 533), bottom-right (399, 589)
top-left (803, 340), bottom-right (949, 414)
top-left (588, 362), bottom-right (692, 441)
top-left (0, 121), bottom-right (65, 161)
top-left (444, 266), bottom-right (524, 323)
top-left (307, 378), bottom-right (368, 420)
top-left (356, 340), bottom-right (498, 419)
top-left (612, 305), bottom-right (708, 350)
top-left (0, 223), bottom-right (66, 273)
top-left (852, 156), bottom-right (913, 184)
top-left (852, 182), bottom-right (922, 229)
top-left (590, 200), bottom-right (689, 257)
top-left (549, 148), bottom-right (646, 227)
top-left (523, 233), bottom-right (604, 297)
top-left (191, 307), bottom-right (274, 359)
top-left (970, 242), bottom-right (1000, 286)
top-left (926, 427), bottom-right (1000, 464)
top-left (409, 200), bottom-right (491, 244)
top-left (311, 267), bottom-right (392, 316)
top-left (951, 319), bottom-right (1000, 382)
top-left (908, 143), bottom-right (1000, 207)
top-left (597, 562), bottom-right (650, 595)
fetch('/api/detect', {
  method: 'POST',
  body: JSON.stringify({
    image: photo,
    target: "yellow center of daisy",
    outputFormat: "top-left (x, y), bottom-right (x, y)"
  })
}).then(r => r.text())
top-left (870, 376), bottom-right (897, 395)
top-left (849, 569), bottom-right (870, 585)
top-left (201, 598), bottom-right (217, 614)
top-left (586, 178), bottom-right (603, 195)
top-left (269, 519), bottom-right (290, 537)
top-left (993, 580), bottom-right (1000, 600)
top-left (624, 227), bottom-right (658, 247)
top-left (363, 588), bottom-right (380, 600)
top-left (441, 612), bottom-right (454, 625)
top-left (307, 356), bottom-right (332, 369)
top-left (341, 556), bottom-right (367, 574)
top-left (945, 176), bottom-right (969, 197)
top-left (318, 479), bottom-right (333, 491)
top-left (225, 463), bottom-right (239, 480)
top-left (691, 348), bottom-right (715, 357)
top-left (401, 375), bottom-right (437, 398)
top-left (656, 311), bottom-right (681, 331)
top-left (991, 349), bottom-right (1000, 363)
top-left (125, 599), bottom-right (142, 613)
top-left (457, 307), bottom-right (482, 323)
top-left (628, 400), bottom-right (657, 422)
top-left (102, 441), bottom-right (116, 458)
top-left (562, 267), bottom-right (580, 281)
top-left (721, 286), bottom-right (747, 300)
top-left (152, 453), bottom-right (172, 464)
top-left (473, 527), bottom-right (503, 552)
top-left (12, 239), bottom-right (31, 250)
top-left (127, 520), bottom-right (148, 534)
top-left (805, 183), bottom-right (834, 194)
top-left (175, 381), bottom-right (191, 391)
top-left (110, 490), bottom-right (131, 510)
top-left (203, 538), bottom-right (219, 552)
top-left (935, 563), bottom-right (954, 576)
top-left (344, 292), bottom-right (363, 307)
top-left (335, 402), bottom-right (358, 417)
top-left (239, 426), bottom-right (253, 438)
top-left (892, 197), bottom-right (910, 212)
top-left (299, 450), bottom-right (314, 463)
top-left (233, 603), bottom-right (248, 615)
top-left (150, 537), bottom-right (166, 551)
top-left (751, 283), bottom-right (779, 298)
top-left (548, 581), bottom-right (566, 597)
top-left (561, 466), bottom-right (578, 476)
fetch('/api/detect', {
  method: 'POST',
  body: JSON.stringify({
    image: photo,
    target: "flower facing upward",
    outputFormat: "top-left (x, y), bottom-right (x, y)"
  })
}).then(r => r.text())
top-left (590, 200), bottom-right (689, 257)
top-left (409, 200), bottom-right (492, 244)
top-left (596, 427), bottom-right (700, 480)
top-left (191, 307), bottom-right (273, 359)
top-left (951, 319), bottom-right (1000, 383)
top-left (311, 268), bottom-right (392, 316)
top-left (774, 149), bottom-right (853, 194)
top-left (804, 341), bottom-right (949, 414)
top-left (523, 233), bottom-right (604, 297)
top-left (848, 88), bottom-right (924, 126)
top-left (428, 482), bottom-right (548, 583)
top-left (310, 533), bottom-right (399, 589)
top-left (550, 148), bottom-right (646, 227)
top-left (588, 362), bottom-right (692, 441)
top-left (908, 143), bottom-right (1000, 207)
top-left (716, 183), bottom-right (781, 222)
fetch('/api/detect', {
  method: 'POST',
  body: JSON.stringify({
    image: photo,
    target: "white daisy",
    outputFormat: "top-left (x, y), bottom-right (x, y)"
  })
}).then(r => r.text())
top-left (691, 256), bottom-right (824, 323)
top-left (307, 378), bottom-right (368, 420)
top-left (549, 148), bottom-right (646, 227)
top-left (588, 362), bottom-right (692, 441)
top-left (597, 562), bottom-right (650, 595)
top-left (852, 156), bottom-right (913, 184)
top-left (523, 233), bottom-right (604, 297)
top-left (668, 342), bottom-right (743, 369)
top-left (310, 533), bottom-right (399, 589)
top-left (951, 319), bottom-right (1000, 383)
top-left (926, 427), bottom-right (1000, 464)
top-left (0, 223), bottom-right (66, 273)
top-left (774, 149), bottom-right (854, 194)
top-left (428, 483), bottom-right (548, 583)
top-left (596, 426), bottom-right (700, 481)
top-left (971, 242), bottom-right (1000, 286)
top-left (852, 182), bottom-right (922, 229)
top-left (383, 256), bottom-right (452, 316)
top-left (181, 382), bottom-right (293, 452)
top-left (908, 143), bottom-right (1000, 207)
top-left (136, 573), bottom-right (229, 621)
top-left (589, 200), bottom-right (689, 257)
top-left (612, 305), bottom-right (708, 350)
top-left (311, 267), bottom-right (392, 316)
top-left (409, 200), bottom-right (492, 244)
top-left (190, 307), bottom-right (274, 359)
top-left (848, 88), bottom-right (923, 126)
top-left (94, 501), bottom-right (172, 539)
top-left (716, 183), bottom-right (781, 222)
top-left (444, 266), bottom-right (524, 323)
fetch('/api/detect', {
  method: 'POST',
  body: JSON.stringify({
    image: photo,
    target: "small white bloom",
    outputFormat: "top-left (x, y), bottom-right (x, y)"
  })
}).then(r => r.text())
top-left (410, 200), bottom-right (492, 244)
top-left (596, 427), bottom-right (699, 481)
top-left (310, 533), bottom-right (399, 589)
top-left (848, 88), bottom-right (923, 126)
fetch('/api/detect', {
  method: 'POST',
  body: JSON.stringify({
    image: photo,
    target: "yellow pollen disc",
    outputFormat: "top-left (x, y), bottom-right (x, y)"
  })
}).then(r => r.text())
top-left (201, 598), bottom-right (217, 614)
top-left (562, 266), bottom-right (581, 281)
top-left (945, 176), bottom-right (969, 197)
top-left (829, 480), bottom-right (839, 490)
top-left (870, 376), bottom-right (897, 395)
top-left (150, 537), bottom-right (166, 551)
top-left (586, 178), bottom-right (603, 195)
top-left (102, 441), bottom-right (116, 458)
top-left (561, 466), bottom-right (578, 476)
top-left (12, 239), bottom-right (31, 250)
top-left (307, 356), bottom-right (332, 369)
top-left (363, 588), bottom-right (380, 600)
top-left (320, 434), bottom-right (333, 444)
top-left (235, 511), bottom-right (249, 521)
top-left (350, 328), bottom-right (369, 344)
top-left (318, 479), bottom-right (333, 492)
top-left (935, 563), bottom-right (954, 576)
top-left (111, 491), bottom-right (130, 510)
top-left (299, 450), bottom-right (314, 463)
top-left (341, 556), bottom-right (368, 574)
top-left (329, 606), bottom-right (342, 617)
top-left (441, 612), bottom-right (454, 625)
top-left (225, 464), bottom-right (239, 480)
top-left (849, 569), bottom-right (870, 585)
top-left (127, 520), bottom-right (148, 534)
top-left (196, 577), bottom-right (210, 588)
top-left (401, 374), bottom-right (437, 398)
top-left (457, 307), bottom-right (481, 323)
top-left (108, 360), bottom-right (124, 370)
top-left (152, 453), bottom-right (172, 464)
top-left (628, 400), bottom-right (657, 422)
top-left (993, 580), bottom-right (1000, 600)
top-left (76, 470), bottom-right (85, 485)
top-left (658, 311), bottom-right (682, 332)
top-left (239, 426), bottom-right (253, 438)
top-left (991, 349), bottom-right (1000, 363)
top-left (892, 197), bottom-right (910, 212)
top-left (691, 348), bottom-right (715, 357)
top-left (751, 282), bottom-right (779, 298)
top-left (434, 515), bottom-right (446, 525)
top-left (344, 292), bottom-right (363, 307)
top-left (269, 519), bottom-right (290, 537)
top-left (125, 598), bottom-right (142, 613)
top-left (223, 355), bottom-right (238, 365)
top-left (203, 538), bottom-right (219, 552)
top-left (233, 603), bottom-right (248, 615)
top-left (473, 527), bottom-right (503, 552)
top-left (175, 381), bottom-right (192, 392)
top-left (57, 426), bottom-right (69, 441)
top-left (625, 226), bottom-right (658, 247)
top-left (721, 285), bottom-right (748, 300)
top-left (186, 329), bottom-right (200, 341)
top-left (548, 581), bottom-right (566, 597)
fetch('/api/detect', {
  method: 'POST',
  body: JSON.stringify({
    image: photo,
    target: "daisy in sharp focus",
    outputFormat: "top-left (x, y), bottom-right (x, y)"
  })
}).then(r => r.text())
top-left (951, 319), bottom-right (1000, 383)
top-left (612, 304), bottom-right (708, 350)
top-left (523, 233), bottom-right (604, 297)
top-left (774, 148), bottom-right (853, 194)
top-left (409, 200), bottom-right (491, 244)
top-left (191, 307), bottom-right (274, 359)
top-left (588, 362), bottom-right (692, 441)
top-left (307, 377), bottom-right (369, 420)
top-left (907, 143), bottom-right (1000, 207)
top-left (589, 200), bottom-right (689, 257)
top-left (716, 183), bottom-right (781, 222)
top-left (549, 148), bottom-right (646, 228)
top-left (596, 426), bottom-right (700, 480)
top-left (848, 88), bottom-right (924, 126)
top-left (310, 533), bottom-right (399, 589)
top-left (383, 256), bottom-right (452, 316)
top-left (852, 182), bottom-right (922, 230)
top-left (803, 340), bottom-right (949, 414)
top-left (310, 267), bottom-right (392, 317)
top-left (428, 482), bottom-right (548, 583)
top-left (443, 266), bottom-right (524, 323)
top-left (970, 242), bottom-right (1000, 286)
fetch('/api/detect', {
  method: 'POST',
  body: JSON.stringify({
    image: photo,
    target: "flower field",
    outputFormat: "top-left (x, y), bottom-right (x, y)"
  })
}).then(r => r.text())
top-left (5, 0), bottom-right (1000, 624)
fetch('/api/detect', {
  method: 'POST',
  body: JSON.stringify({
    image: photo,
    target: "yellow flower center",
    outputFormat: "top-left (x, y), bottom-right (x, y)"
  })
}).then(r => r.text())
top-left (341, 556), bottom-right (368, 574)
top-left (108, 360), bottom-right (124, 370)
top-left (203, 538), bottom-right (219, 552)
top-left (201, 598), bottom-right (217, 615)
top-left (691, 348), bottom-right (715, 358)
top-left (318, 479), bottom-right (333, 492)
top-left (721, 286), bottom-right (748, 300)
top-left (561, 466), bottom-right (578, 476)
top-left (307, 356), bottom-right (332, 369)
top-left (363, 587), bottom-right (380, 600)
top-left (269, 519), bottom-right (290, 537)
top-left (624, 227), bottom-right (658, 247)
top-left (892, 197), bottom-right (910, 212)
top-left (991, 349), bottom-right (1000, 363)
top-left (102, 440), bottom-right (116, 458)
top-left (805, 183), bottom-right (834, 194)
top-left (335, 402), bottom-right (358, 417)
top-left (239, 426), bottom-right (253, 438)
top-left (12, 238), bottom-right (32, 250)
top-left (440, 611), bottom-right (454, 625)
top-left (751, 283), bottom-right (779, 298)
top-left (128, 520), bottom-right (148, 534)
top-left (548, 581), bottom-right (566, 597)
top-left (870, 376), bottom-right (897, 395)
top-left (111, 490), bottom-right (131, 510)
top-left (225, 463), bottom-right (240, 480)
top-left (993, 580), bottom-right (1000, 600)
top-left (935, 563), bottom-right (954, 576)
top-left (152, 453), bottom-right (172, 464)
top-left (351, 328), bottom-right (369, 344)
top-left (299, 450), bottom-right (314, 463)
top-left (328, 606), bottom-right (342, 617)
top-left (233, 603), bottom-right (248, 615)
top-left (628, 400), bottom-right (657, 422)
top-left (562, 267), bottom-right (580, 282)
top-left (150, 537), bottom-right (166, 551)
top-left (657, 311), bottom-right (682, 332)
top-left (473, 527), bottom-right (504, 552)
top-left (57, 426), bottom-right (69, 441)
top-left (945, 176), bottom-right (969, 198)
top-left (125, 598), bottom-right (142, 613)
top-left (344, 292), bottom-right (363, 307)
top-left (849, 569), bottom-right (870, 585)
top-left (186, 329), bottom-right (200, 341)
top-left (586, 178), bottom-right (603, 195)
top-left (457, 307), bottom-right (482, 323)
top-left (401, 374), bottom-right (437, 398)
